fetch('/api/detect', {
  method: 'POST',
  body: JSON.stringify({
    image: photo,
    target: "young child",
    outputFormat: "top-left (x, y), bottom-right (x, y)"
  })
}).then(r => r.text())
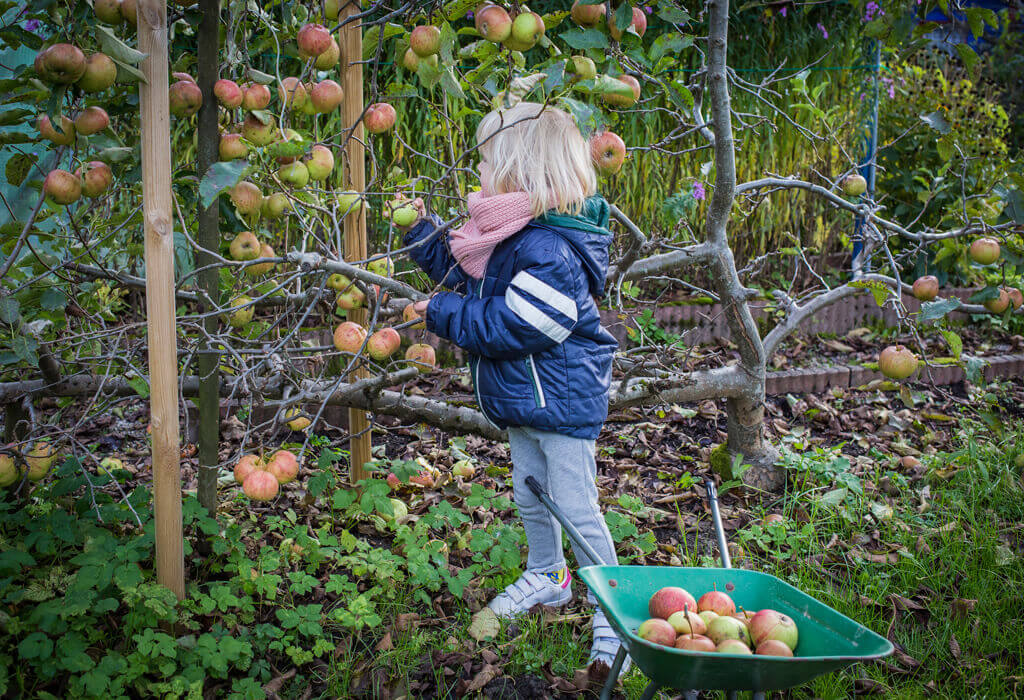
top-left (402, 102), bottom-right (627, 672)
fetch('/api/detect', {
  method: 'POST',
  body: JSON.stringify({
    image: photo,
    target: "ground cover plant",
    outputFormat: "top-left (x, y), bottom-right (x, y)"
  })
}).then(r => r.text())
top-left (1, 0), bottom-right (1024, 697)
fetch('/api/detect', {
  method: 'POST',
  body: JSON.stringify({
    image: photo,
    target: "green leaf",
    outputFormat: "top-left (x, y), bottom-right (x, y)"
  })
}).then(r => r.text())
top-left (95, 146), bottom-right (135, 163)
top-left (94, 25), bottom-right (147, 64)
top-left (127, 375), bottom-right (150, 398)
top-left (613, 3), bottom-right (633, 36)
top-left (40, 288), bottom-right (66, 311)
top-left (18, 632), bottom-right (53, 661)
top-left (265, 139), bottom-right (307, 159)
top-left (665, 78), bottom-right (694, 111)
top-left (919, 297), bottom-right (962, 322)
top-left (362, 23), bottom-right (406, 61)
top-left (965, 356), bottom-right (987, 385)
top-left (849, 279), bottom-right (891, 307)
top-left (0, 108), bottom-right (31, 127)
top-left (439, 66), bottom-right (467, 100)
top-left (819, 487), bottom-right (847, 506)
top-left (955, 44), bottom-right (979, 79)
top-left (199, 160), bottom-right (248, 209)
top-left (936, 135), bottom-right (954, 164)
top-left (560, 96), bottom-right (598, 136)
top-left (112, 58), bottom-right (147, 85)
top-left (968, 286), bottom-right (999, 304)
top-left (246, 68), bottom-right (275, 85)
top-left (920, 110), bottom-right (951, 135)
top-left (650, 33), bottom-right (693, 64)
top-left (468, 607), bottom-right (500, 642)
top-left (657, 5), bottom-right (690, 23)
top-left (940, 329), bottom-right (962, 360)
top-left (559, 28), bottom-right (610, 50)
top-left (0, 297), bottom-right (20, 324)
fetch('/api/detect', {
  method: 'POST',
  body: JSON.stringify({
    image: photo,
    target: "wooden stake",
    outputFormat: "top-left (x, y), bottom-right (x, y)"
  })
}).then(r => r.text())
top-left (340, 1), bottom-right (371, 484)
top-left (138, 0), bottom-right (185, 599)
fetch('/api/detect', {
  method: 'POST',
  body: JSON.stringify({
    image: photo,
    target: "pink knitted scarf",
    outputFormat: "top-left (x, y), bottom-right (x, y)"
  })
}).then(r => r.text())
top-left (448, 163), bottom-right (534, 279)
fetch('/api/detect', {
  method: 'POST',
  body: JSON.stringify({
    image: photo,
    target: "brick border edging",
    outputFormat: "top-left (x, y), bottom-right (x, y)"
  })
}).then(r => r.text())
top-left (765, 353), bottom-right (1024, 395)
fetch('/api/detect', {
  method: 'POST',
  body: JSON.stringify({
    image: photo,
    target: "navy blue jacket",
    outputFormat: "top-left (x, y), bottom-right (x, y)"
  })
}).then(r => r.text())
top-left (405, 195), bottom-right (618, 440)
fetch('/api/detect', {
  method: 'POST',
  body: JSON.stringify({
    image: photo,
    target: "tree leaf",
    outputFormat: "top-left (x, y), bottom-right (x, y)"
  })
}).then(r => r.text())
top-left (650, 32), bottom-right (693, 64)
top-left (468, 607), bottom-right (500, 642)
top-left (199, 160), bottom-right (248, 209)
top-left (967, 286), bottom-right (999, 304)
top-left (955, 44), bottom-right (979, 80)
top-left (0, 297), bottom-right (20, 324)
top-left (613, 3), bottom-right (633, 36)
top-left (439, 66), bottom-right (467, 100)
top-left (657, 5), bottom-right (690, 23)
top-left (849, 279), bottom-right (892, 307)
top-left (560, 96), bottom-right (598, 136)
top-left (11, 335), bottom-right (38, 366)
top-left (940, 329), bottom-right (962, 360)
top-left (919, 297), bottom-right (961, 322)
top-left (94, 25), bottom-right (147, 64)
top-left (40, 288), bottom-right (66, 311)
top-left (112, 58), bottom-right (148, 85)
top-left (559, 27), bottom-right (609, 50)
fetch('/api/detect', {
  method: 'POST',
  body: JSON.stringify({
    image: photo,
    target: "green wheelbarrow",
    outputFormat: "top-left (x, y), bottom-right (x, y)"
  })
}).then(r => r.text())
top-left (524, 476), bottom-right (894, 700)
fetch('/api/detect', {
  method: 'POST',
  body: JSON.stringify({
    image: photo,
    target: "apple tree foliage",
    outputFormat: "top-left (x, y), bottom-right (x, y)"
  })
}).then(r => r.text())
top-left (0, 0), bottom-right (1020, 494)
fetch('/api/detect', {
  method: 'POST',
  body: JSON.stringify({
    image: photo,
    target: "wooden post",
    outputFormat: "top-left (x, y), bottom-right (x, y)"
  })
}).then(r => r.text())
top-left (138, 0), bottom-right (185, 599)
top-left (339, 1), bottom-right (371, 484)
top-left (195, 0), bottom-right (221, 516)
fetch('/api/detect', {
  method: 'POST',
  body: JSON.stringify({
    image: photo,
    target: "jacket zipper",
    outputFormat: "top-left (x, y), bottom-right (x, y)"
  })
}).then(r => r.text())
top-left (527, 354), bottom-right (546, 408)
top-left (471, 278), bottom-right (500, 429)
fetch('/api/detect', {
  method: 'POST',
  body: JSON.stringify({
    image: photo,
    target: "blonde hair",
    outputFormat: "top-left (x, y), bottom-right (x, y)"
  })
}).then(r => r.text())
top-left (475, 101), bottom-right (597, 217)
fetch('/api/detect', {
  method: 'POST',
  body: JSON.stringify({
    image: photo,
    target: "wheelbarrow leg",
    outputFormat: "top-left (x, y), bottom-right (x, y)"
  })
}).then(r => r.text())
top-left (598, 648), bottom-right (629, 700)
top-left (638, 681), bottom-right (660, 700)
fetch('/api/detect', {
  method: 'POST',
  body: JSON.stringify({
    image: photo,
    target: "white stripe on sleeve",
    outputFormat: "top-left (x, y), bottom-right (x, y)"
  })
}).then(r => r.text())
top-left (505, 288), bottom-right (572, 343)
top-left (510, 271), bottom-right (577, 322)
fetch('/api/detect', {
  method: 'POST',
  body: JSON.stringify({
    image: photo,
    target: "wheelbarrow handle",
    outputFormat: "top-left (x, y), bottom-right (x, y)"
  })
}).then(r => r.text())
top-left (705, 479), bottom-right (732, 569)
top-left (524, 475), bottom-right (609, 567)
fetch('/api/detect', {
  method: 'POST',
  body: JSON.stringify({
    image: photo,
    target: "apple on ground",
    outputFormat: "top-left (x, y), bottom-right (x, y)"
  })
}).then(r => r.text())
top-left (763, 513), bottom-right (786, 526)
top-left (74, 106), bottom-right (109, 135)
top-left (590, 131), bottom-right (626, 176)
top-left (475, 5), bottom-right (512, 42)
top-left (214, 79), bottom-right (244, 108)
top-left (76, 53), bottom-right (117, 92)
top-left (0, 453), bottom-right (20, 487)
top-left (44, 169), bottom-right (82, 205)
top-left (698, 590), bottom-right (736, 617)
top-left (242, 83), bottom-right (272, 110)
top-left (246, 243), bottom-right (276, 277)
top-left (674, 634), bottom-right (716, 652)
top-left (229, 231), bottom-right (261, 261)
top-left (386, 472), bottom-right (402, 490)
top-left (234, 454), bottom-right (263, 484)
top-left (748, 609), bottom-right (799, 651)
top-left (912, 275), bottom-right (939, 302)
top-left (842, 174), bottom-right (867, 196)
top-left (266, 450), bottom-right (299, 484)
top-left (410, 465), bottom-right (438, 488)
top-left (334, 321), bottom-right (368, 353)
top-left (968, 237), bottom-right (1000, 265)
top-left (243, 470), bottom-right (279, 501)
top-left (405, 343), bottom-right (436, 373)
top-left (367, 327), bottom-right (402, 361)
top-left (878, 345), bottom-right (917, 380)
top-left (648, 586), bottom-right (697, 620)
top-left (169, 78), bottom-right (202, 117)
top-left (451, 459), bottom-right (475, 478)
top-left (382, 497), bottom-right (408, 522)
top-left (226, 296), bottom-right (254, 329)
top-left (284, 408), bottom-right (310, 431)
top-left (409, 25), bottom-right (441, 57)
top-left (37, 114), bottom-right (76, 146)
top-left (25, 441), bottom-right (56, 481)
top-left (365, 102), bottom-right (397, 134)
top-left (637, 618), bottom-right (676, 647)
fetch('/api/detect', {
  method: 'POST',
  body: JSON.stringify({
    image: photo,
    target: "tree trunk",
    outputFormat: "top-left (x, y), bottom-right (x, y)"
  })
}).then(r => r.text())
top-left (195, 0), bottom-right (220, 516)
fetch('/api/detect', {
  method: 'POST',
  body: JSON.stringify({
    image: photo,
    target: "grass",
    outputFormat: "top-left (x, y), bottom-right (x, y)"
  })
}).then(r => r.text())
top-left (321, 417), bottom-right (1024, 699)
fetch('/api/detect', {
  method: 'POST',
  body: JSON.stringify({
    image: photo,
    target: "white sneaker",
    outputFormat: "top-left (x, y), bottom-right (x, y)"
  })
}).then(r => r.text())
top-left (589, 608), bottom-right (632, 676)
top-left (487, 567), bottom-right (573, 618)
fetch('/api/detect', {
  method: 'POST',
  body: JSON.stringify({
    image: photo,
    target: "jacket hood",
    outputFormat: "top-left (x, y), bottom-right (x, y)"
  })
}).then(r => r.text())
top-left (535, 194), bottom-right (612, 297)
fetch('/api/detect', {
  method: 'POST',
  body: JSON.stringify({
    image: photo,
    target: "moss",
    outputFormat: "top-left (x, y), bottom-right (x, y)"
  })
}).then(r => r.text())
top-left (709, 443), bottom-right (736, 480)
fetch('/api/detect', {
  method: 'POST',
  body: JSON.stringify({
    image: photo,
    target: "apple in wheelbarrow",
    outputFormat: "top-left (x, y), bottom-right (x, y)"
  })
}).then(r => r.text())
top-left (756, 639), bottom-right (794, 657)
top-left (667, 609), bottom-right (706, 635)
top-left (637, 618), bottom-right (676, 647)
top-left (698, 610), bottom-right (719, 627)
top-left (648, 586), bottom-right (697, 619)
top-left (707, 615), bottom-right (750, 646)
top-left (749, 609), bottom-right (799, 651)
top-left (698, 589), bottom-right (736, 617)
top-left (716, 639), bottom-right (753, 655)
top-left (675, 633), bottom-right (716, 652)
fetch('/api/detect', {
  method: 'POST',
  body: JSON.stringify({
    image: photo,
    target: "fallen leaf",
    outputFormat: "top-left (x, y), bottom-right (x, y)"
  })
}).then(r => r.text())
top-left (462, 663), bottom-right (501, 693)
top-left (263, 668), bottom-right (297, 695)
top-left (395, 613), bottom-right (420, 632)
top-left (950, 634), bottom-right (961, 659)
top-left (951, 598), bottom-right (977, 618)
top-left (854, 678), bottom-right (889, 694)
top-left (375, 632), bottom-right (393, 652)
top-left (468, 607), bottom-right (500, 642)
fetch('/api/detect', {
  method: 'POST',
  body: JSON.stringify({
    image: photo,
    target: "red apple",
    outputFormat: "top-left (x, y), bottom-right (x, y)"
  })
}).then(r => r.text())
top-left (386, 472), bottom-right (402, 490)
top-left (403, 303), bottom-right (426, 329)
top-left (763, 513), bottom-right (786, 526)
top-left (121, 0), bottom-right (137, 24)
top-left (94, 0), bottom-right (123, 23)
top-left (234, 454), bottom-right (263, 484)
top-left (969, 237), bottom-right (1001, 265)
top-left (266, 450), bottom-right (299, 484)
top-left (667, 609), bottom-right (706, 635)
top-left (229, 231), bottom-right (261, 261)
top-left (37, 114), bottom-right (76, 146)
top-left (716, 639), bottom-right (752, 655)
top-left (278, 77), bottom-right (308, 110)
top-left (748, 609), bottom-right (798, 651)
top-left (219, 132), bottom-right (249, 160)
top-left (697, 590), bottom-right (736, 617)
top-left (241, 113), bottom-right (276, 146)
top-left (297, 23), bottom-right (332, 58)
top-left (475, 4), bottom-right (512, 42)
top-left (44, 169), bottom-right (81, 205)
top-left (39, 44), bottom-right (87, 84)
top-left (169, 79), bottom-right (203, 117)
top-left (404, 343), bottom-right (436, 373)
top-left (367, 327), bottom-right (402, 361)
top-left (335, 286), bottom-right (367, 311)
top-left (74, 106), bottom-right (109, 135)
top-left (77, 161), bottom-right (113, 198)
top-left (315, 38), bottom-right (341, 70)
top-left (214, 79), bottom-right (244, 108)
top-left (246, 243), bottom-right (276, 277)
top-left (984, 288), bottom-right (1011, 314)
top-left (1006, 287), bottom-right (1023, 310)
top-left (571, 1), bottom-right (604, 26)
top-left (76, 53), bottom-right (117, 92)
top-left (911, 275), bottom-right (939, 302)
top-left (637, 618), bottom-right (676, 647)
top-left (365, 102), bottom-right (397, 134)
top-left (590, 131), bottom-right (627, 175)
top-left (334, 321), bottom-right (368, 353)
top-left (304, 145), bottom-right (335, 181)
top-left (310, 79), bottom-right (344, 113)
top-left (603, 74), bottom-right (641, 108)
top-left (242, 83), bottom-right (272, 110)
top-left (229, 181), bottom-right (263, 214)
top-left (610, 6), bottom-right (648, 39)
top-left (648, 586), bottom-right (698, 620)
top-left (243, 469), bottom-right (279, 501)
top-left (878, 345), bottom-right (917, 380)
top-left (756, 639), bottom-right (794, 657)
top-left (262, 192), bottom-right (290, 219)
top-left (410, 25), bottom-right (441, 57)
top-left (674, 633), bottom-right (716, 652)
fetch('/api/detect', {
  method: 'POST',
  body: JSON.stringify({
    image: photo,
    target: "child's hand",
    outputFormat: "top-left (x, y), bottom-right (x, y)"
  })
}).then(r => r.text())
top-left (386, 195), bottom-right (426, 230)
top-left (412, 294), bottom-right (434, 317)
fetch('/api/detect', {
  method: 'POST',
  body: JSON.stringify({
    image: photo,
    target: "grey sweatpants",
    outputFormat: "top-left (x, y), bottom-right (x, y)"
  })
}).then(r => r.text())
top-left (508, 426), bottom-right (618, 580)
